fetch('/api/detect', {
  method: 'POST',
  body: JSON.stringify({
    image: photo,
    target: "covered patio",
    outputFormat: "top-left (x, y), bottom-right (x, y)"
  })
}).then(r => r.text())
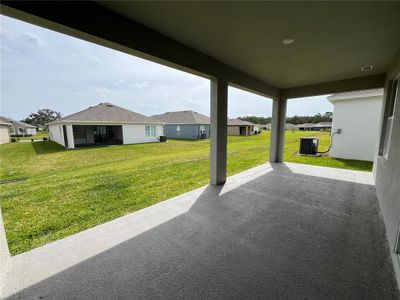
top-left (2, 163), bottom-right (398, 299)
top-left (1, 1), bottom-right (399, 299)
top-left (73, 125), bottom-right (123, 147)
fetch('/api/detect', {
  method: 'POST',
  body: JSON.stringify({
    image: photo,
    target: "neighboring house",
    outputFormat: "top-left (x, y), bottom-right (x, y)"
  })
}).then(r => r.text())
top-left (47, 102), bottom-right (164, 149)
top-left (36, 125), bottom-right (47, 131)
top-left (313, 122), bottom-right (332, 131)
top-left (0, 121), bottom-right (11, 144)
top-left (227, 119), bottom-right (254, 136)
top-left (328, 88), bottom-right (383, 161)
top-left (263, 123), bottom-right (272, 130)
top-left (285, 123), bottom-right (298, 131)
top-left (296, 122), bottom-right (332, 131)
top-left (295, 123), bottom-right (315, 131)
top-left (151, 110), bottom-right (210, 140)
top-left (0, 116), bottom-right (37, 136)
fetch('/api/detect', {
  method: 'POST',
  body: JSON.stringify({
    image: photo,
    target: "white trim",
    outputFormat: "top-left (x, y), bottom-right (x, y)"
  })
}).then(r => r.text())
top-left (328, 90), bottom-right (384, 102)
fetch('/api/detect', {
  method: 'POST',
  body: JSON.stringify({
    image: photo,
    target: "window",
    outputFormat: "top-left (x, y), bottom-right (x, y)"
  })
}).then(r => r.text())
top-left (383, 79), bottom-right (398, 159)
top-left (199, 125), bottom-right (205, 132)
top-left (145, 125), bottom-right (156, 137)
top-left (176, 125), bottom-right (181, 135)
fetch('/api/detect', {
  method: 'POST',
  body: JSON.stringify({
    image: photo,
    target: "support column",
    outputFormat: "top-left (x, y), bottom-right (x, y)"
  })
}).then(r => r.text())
top-left (210, 78), bottom-right (228, 185)
top-left (269, 98), bottom-right (287, 163)
top-left (66, 124), bottom-right (75, 149)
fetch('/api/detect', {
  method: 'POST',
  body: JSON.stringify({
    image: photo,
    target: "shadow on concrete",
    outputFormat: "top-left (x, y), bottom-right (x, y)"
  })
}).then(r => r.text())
top-left (5, 164), bottom-right (399, 299)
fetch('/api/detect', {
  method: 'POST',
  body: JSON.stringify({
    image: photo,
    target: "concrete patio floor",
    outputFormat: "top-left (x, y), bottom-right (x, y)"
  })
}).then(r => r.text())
top-left (2, 163), bottom-right (399, 299)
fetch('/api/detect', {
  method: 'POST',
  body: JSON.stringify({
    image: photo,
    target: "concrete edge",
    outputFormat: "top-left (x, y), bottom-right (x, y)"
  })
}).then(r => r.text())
top-left (0, 205), bottom-right (11, 298)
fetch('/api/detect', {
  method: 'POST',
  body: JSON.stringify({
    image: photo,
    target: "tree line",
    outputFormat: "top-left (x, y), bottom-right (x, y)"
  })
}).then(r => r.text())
top-left (21, 109), bottom-right (62, 126)
top-left (238, 112), bottom-right (332, 125)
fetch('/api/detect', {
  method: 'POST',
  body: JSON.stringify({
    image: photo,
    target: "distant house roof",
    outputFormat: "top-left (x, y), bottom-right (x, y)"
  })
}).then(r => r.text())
top-left (295, 123), bottom-right (314, 128)
top-left (314, 122), bottom-right (332, 127)
top-left (47, 102), bottom-right (162, 125)
top-left (228, 119), bottom-right (254, 126)
top-left (295, 122), bottom-right (332, 128)
top-left (285, 123), bottom-right (297, 129)
top-left (328, 88), bottom-right (383, 102)
top-left (151, 110), bottom-right (210, 124)
top-left (0, 116), bottom-right (37, 128)
top-left (0, 120), bottom-right (11, 126)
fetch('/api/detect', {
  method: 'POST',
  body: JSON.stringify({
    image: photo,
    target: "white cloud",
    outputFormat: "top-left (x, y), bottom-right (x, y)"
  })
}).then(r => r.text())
top-left (71, 92), bottom-right (83, 97)
top-left (129, 80), bottom-right (149, 88)
top-left (20, 32), bottom-right (44, 46)
top-left (89, 56), bottom-right (101, 62)
top-left (112, 80), bottom-right (125, 86)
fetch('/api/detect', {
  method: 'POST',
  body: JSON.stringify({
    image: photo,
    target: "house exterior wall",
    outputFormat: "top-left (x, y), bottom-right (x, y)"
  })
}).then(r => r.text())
top-left (9, 126), bottom-right (36, 136)
top-left (164, 124), bottom-right (210, 139)
top-left (228, 125), bottom-right (253, 136)
top-left (122, 124), bottom-right (163, 144)
top-left (0, 126), bottom-right (10, 144)
top-left (49, 124), bottom-right (65, 147)
top-left (26, 128), bottom-right (37, 135)
top-left (374, 55), bottom-right (400, 287)
top-left (227, 126), bottom-right (240, 136)
top-left (330, 96), bottom-right (382, 161)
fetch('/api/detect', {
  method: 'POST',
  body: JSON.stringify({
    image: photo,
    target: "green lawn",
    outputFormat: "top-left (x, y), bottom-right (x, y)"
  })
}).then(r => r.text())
top-left (0, 131), bottom-right (372, 255)
top-left (11, 130), bottom-right (49, 141)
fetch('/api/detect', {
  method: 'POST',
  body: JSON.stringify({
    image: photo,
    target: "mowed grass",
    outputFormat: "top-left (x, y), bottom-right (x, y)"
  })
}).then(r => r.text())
top-left (0, 131), bottom-right (372, 255)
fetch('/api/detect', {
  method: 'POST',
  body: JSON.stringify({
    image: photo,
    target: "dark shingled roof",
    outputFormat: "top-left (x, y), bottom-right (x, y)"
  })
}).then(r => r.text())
top-left (228, 118), bottom-right (254, 126)
top-left (151, 110), bottom-right (210, 124)
top-left (47, 102), bottom-right (162, 125)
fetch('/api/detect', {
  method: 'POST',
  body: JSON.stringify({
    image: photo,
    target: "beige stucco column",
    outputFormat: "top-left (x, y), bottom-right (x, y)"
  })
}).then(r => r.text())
top-left (210, 78), bottom-right (228, 185)
top-left (269, 98), bottom-right (287, 162)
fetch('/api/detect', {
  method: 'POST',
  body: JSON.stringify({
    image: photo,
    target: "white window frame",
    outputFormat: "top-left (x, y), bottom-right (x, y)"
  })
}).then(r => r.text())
top-left (145, 125), bottom-right (156, 138)
top-left (383, 79), bottom-right (398, 160)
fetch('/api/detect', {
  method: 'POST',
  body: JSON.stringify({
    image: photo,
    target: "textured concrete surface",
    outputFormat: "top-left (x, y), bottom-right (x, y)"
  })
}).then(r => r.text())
top-left (3, 163), bottom-right (399, 299)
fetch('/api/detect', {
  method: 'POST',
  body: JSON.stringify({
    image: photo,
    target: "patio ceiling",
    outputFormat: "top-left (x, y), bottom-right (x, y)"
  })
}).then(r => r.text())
top-left (100, 1), bottom-right (400, 89)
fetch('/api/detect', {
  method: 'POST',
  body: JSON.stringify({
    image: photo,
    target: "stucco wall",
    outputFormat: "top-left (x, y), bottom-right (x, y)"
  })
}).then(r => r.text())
top-left (26, 128), bottom-right (36, 135)
top-left (330, 96), bottom-right (382, 161)
top-left (227, 126), bottom-right (240, 136)
top-left (0, 126), bottom-right (10, 144)
top-left (122, 124), bottom-right (163, 144)
top-left (374, 55), bottom-right (400, 287)
top-left (164, 124), bottom-right (210, 139)
top-left (49, 124), bottom-right (65, 147)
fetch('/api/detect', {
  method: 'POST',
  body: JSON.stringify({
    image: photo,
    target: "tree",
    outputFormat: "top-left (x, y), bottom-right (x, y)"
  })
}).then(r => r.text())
top-left (22, 109), bottom-right (62, 126)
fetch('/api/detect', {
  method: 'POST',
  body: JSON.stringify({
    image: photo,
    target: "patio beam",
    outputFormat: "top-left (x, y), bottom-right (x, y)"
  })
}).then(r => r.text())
top-left (269, 97), bottom-right (287, 163)
top-left (1, 1), bottom-right (280, 100)
top-left (210, 78), bottom-right (228, 185)
top-left (282, 74), bottom-right (386, 99)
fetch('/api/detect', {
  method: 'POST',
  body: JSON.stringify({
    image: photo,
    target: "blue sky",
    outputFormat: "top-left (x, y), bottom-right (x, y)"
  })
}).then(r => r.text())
top-left (0, 15), bottom-right (332, 120)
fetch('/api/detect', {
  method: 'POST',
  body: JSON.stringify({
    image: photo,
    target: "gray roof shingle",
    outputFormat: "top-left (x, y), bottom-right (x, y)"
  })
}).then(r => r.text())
top-left (47, 102), bottom-right (162, 125)
top-left (228, 119), bottom-right (254, 126)
top-left (0, 116), bottom-right (37, 128)
top-left (151, 110), bottom-right (210, 124)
